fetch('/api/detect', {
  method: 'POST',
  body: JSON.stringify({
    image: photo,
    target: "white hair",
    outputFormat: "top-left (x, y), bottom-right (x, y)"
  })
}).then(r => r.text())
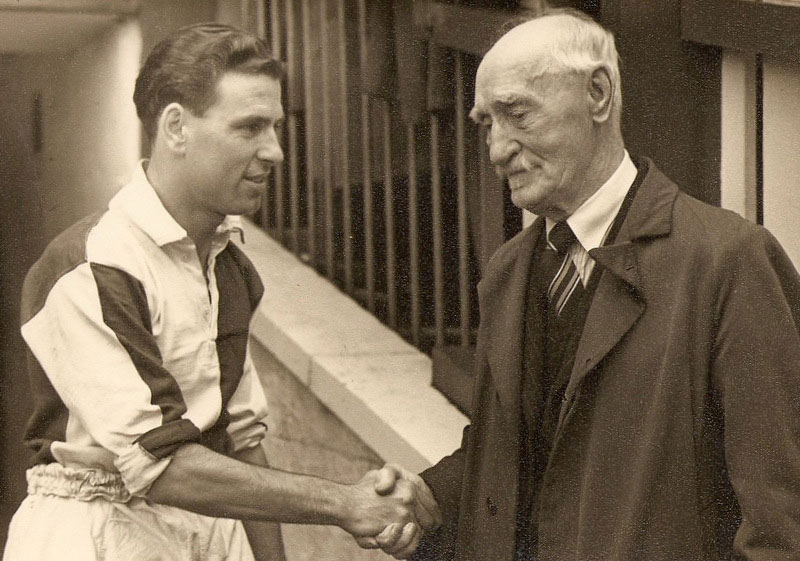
top-left (522, 9), bottom-right (622, 113)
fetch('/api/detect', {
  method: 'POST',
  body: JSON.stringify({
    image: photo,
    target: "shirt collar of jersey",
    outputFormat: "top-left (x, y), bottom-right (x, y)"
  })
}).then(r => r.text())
top-left (546, 150), bottom-right (637, 252)
top-left (109, 160), bottom-right (243, 247)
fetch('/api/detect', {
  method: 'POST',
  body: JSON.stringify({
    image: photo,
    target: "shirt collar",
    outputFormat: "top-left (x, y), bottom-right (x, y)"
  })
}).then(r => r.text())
top-left (546, 150), bottom-right (637, 252)
top-left (109, 160), bottom-right (244, 247)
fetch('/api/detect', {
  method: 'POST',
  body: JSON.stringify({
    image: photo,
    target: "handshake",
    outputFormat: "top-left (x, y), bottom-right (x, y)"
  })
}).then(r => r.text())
top-left (341, 463), bottom-right (442, 559)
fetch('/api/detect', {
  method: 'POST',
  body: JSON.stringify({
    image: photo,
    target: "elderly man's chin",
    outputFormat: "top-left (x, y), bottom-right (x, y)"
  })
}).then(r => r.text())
top-left (508, 178), bottom-right (549, 212)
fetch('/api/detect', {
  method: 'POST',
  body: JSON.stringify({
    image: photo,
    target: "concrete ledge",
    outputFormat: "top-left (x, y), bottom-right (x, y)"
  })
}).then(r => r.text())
top-left (237, 220), bottom-right (467, 474)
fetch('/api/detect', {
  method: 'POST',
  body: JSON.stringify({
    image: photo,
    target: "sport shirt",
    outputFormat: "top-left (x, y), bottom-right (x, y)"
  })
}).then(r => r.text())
top-left (20, 161), bottom-right (269, 497)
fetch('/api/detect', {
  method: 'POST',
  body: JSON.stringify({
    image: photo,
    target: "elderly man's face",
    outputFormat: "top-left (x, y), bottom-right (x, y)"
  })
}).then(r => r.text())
top-left (472, 55), bottom-right (596, 220)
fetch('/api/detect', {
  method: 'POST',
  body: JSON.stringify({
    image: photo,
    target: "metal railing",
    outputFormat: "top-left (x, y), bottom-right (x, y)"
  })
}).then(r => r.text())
top-left (257, 0), bottom-right (526, 354)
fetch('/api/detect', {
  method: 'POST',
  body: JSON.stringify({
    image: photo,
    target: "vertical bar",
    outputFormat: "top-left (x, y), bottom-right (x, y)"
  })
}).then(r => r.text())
top-left (337, 0), bottom-right (353, 292)
top-left (755, 53), bottom-right (764, 226)
top-left (255, 1), bottom-right (270, 228)
top-left (288, 115), bottom-right (301, 253)
top-left (382, 101), bottom-right (397, 327)
top-left (407, 123), bottom-right (420, 345)
top-left (358, 0), bottom-right (375, 310)
top-left (430, 113), bottom-right (445, 348)
top-left (320, 0), bottom-right (334, 277)
top-left (478, 122), bottom-right (488, 240)
top-left (720, 52), bottom-right (758, 223)
top-left (301, 0), bottom-right (317, 263)
top-left (455, 53), bottom-right (470, 346)
top-left (477, 123), bottom-right (506, 269)
top-left (268, 0), bottom-right (284, 241)
top-left (255, 1), bottom-right (267, 39)
top-left (285, 0), bottom-right (301, 253)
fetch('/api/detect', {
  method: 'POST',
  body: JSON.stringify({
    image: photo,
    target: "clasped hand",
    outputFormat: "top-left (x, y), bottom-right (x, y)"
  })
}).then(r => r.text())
top-left (345, 463), bottom-right (441, 559)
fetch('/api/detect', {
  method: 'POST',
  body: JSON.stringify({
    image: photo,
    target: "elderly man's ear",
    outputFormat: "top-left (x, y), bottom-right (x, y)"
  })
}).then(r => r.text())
top-left (588, 65), bottom-right (615, 124)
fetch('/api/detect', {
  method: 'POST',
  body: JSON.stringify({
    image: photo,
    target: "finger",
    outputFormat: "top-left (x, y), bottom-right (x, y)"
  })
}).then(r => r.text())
top-left (412, 502), bottom-right (436, 532)
top-left (384, 464), bottom-right (441, 529)
top-left (379, 521), bottom-right (420, 558)
top-left (412, 488), bottom-right (441, 530)
top-left (374, 522), bottom-right (404, 548)
top-left (373, 464), bottom-right (401, 495)
top-left (392, 525), bottom-right (422, 560)
top-left (407, 476), bottom-right (442, 528)
top-left (355, 536), bottom-right (380, 549)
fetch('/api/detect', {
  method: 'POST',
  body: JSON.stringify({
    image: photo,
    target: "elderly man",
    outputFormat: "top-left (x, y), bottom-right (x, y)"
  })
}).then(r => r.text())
top-left (376, 8), bottom-right (800, 561)
top-left (3, 22), bottom-right (438, 561)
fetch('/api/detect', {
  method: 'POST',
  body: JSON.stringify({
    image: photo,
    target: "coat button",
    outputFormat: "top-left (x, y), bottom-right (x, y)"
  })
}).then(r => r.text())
top-left (486, 496), bottom-right (497, 516)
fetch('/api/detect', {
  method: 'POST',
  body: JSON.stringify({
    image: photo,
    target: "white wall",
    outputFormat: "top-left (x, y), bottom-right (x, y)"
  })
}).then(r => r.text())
top-left (37, 20), bottom-right (141, 240)
top-left (720, 52), bottom-right (800, 268)
top-left (762, 58), bottom-right (800, 267)
top-left (719, 52), bottom-right (758, 223)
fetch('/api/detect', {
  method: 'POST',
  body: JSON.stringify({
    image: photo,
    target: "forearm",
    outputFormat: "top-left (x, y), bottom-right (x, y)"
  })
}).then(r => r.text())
top-left (147, 442), bottom-right (351, 526)
top-left (236, 444), bottom-right (287, 561)
top-left (146, 442), bottom-right (416, 539)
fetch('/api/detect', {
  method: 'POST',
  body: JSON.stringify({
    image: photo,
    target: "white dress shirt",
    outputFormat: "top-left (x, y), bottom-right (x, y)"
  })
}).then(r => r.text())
top-left (545, 151), bottom-right (638, 286)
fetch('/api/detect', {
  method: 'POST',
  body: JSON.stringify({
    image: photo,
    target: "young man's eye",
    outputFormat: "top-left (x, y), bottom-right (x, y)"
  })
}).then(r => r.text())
top-left (237, 121), bottom-right (265, 136)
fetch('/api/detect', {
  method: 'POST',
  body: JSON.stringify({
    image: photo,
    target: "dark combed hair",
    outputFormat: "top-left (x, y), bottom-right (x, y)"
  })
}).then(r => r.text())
top-left (133, 22), bottom-right (283, 140)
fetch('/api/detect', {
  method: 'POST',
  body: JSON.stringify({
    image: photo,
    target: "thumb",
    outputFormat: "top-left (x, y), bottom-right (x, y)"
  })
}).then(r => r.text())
top-left (355, 536), bottom-right (380, 549)
top-left (373, 464), bottom-right (401, 495)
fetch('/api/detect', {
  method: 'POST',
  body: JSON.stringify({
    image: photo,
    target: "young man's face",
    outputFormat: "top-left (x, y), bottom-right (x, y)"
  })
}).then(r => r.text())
top-left (182, 71), bottom-right (284, 219)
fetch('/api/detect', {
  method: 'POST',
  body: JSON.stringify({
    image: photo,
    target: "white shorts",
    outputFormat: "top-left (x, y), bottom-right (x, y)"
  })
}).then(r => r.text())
top-left (3, 464), bottom-right (255, 561)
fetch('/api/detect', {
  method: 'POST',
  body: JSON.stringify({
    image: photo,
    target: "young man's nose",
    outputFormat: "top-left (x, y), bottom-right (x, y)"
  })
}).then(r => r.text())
top-left (256, 131), bottom-right (284, 165)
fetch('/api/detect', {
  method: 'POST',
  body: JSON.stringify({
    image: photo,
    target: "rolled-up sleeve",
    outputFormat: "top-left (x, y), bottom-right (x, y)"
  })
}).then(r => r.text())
top-left (22, 262), bottom-right (201, 496)
top-left (226, 343), bottom-right (269, 452)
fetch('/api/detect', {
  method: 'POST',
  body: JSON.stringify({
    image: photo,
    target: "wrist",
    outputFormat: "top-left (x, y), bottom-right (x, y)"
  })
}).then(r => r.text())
top-left (315, 480), bottom-right (354, 529)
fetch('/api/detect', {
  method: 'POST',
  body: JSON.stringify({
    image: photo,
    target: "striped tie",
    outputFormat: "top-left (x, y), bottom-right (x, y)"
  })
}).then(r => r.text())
top-left (546, 221), bottom-right (582, 317)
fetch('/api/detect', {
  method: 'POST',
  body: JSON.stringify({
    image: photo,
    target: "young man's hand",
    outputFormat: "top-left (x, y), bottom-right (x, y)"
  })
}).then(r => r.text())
top-left (339, 468), bottom-right (423, 558)
top-left (352, 463), bottom-right (442, 559)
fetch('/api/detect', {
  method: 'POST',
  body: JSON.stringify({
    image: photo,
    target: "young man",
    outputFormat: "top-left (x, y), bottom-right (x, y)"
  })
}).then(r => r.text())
top-left (4, 23), bottom-right (437, 561)
top-left (381, 9), bottom-right (800, 560)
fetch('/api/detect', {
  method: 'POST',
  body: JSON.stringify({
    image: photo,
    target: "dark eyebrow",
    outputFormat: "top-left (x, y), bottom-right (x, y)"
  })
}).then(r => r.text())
top-left (232, 114), bottom-right (285, 128)
top-left (232, 115), bottom-right (266, 126)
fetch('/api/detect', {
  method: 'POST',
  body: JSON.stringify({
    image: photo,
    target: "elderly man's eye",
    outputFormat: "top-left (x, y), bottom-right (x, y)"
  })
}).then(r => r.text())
top-left (508, 109), bottom-right (529, 122)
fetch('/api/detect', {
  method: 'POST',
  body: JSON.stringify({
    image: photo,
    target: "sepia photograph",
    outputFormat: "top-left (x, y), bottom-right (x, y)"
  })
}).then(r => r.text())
top-left (1, 0), bottom-right (800, 559)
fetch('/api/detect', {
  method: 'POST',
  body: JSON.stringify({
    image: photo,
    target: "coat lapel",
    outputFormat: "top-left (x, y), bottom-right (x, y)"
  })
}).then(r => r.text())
top-left (563, 242), bottom-right (645, 404)
top-left (479, 219), bottom-right (544, 422)
top-left (562, 159), bottom-right (679, 407)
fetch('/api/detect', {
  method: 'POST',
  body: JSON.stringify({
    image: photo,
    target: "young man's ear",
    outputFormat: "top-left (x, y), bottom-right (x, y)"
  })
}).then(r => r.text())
top-left (588, 65), bottom-right (615, 124)
top-left (158, 103), bottom-right (188, 154)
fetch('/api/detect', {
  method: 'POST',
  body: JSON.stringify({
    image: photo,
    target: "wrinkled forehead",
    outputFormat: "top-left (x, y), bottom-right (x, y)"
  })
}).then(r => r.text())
top-left (473, 50), bottom-right (543, 113)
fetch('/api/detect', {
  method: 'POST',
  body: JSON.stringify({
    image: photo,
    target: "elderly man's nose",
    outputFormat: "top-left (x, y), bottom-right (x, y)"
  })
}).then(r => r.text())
top-left (488, 126), bottom-right (519, 166)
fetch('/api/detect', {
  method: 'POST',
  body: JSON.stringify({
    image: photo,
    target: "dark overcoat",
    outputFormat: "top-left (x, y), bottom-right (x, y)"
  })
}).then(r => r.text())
top-left (414, 159), bottom-right (800, 561)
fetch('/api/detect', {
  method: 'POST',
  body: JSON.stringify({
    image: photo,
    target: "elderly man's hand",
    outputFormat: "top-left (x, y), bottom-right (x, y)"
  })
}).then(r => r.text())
top-left (353, 464), bottom-right (442, 559)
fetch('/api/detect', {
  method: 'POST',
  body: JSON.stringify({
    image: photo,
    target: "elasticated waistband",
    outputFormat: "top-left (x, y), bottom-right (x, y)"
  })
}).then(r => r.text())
top-left (27, 463), bottom-right (131, 503)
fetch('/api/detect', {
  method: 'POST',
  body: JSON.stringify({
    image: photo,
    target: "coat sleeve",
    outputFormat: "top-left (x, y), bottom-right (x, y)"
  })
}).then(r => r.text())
top-left (411, 423), bottom-right (470, 561)
top-left (412, 337), bottom-right (497, 561)
top-left (711, 225), bottom-right (800, 559)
